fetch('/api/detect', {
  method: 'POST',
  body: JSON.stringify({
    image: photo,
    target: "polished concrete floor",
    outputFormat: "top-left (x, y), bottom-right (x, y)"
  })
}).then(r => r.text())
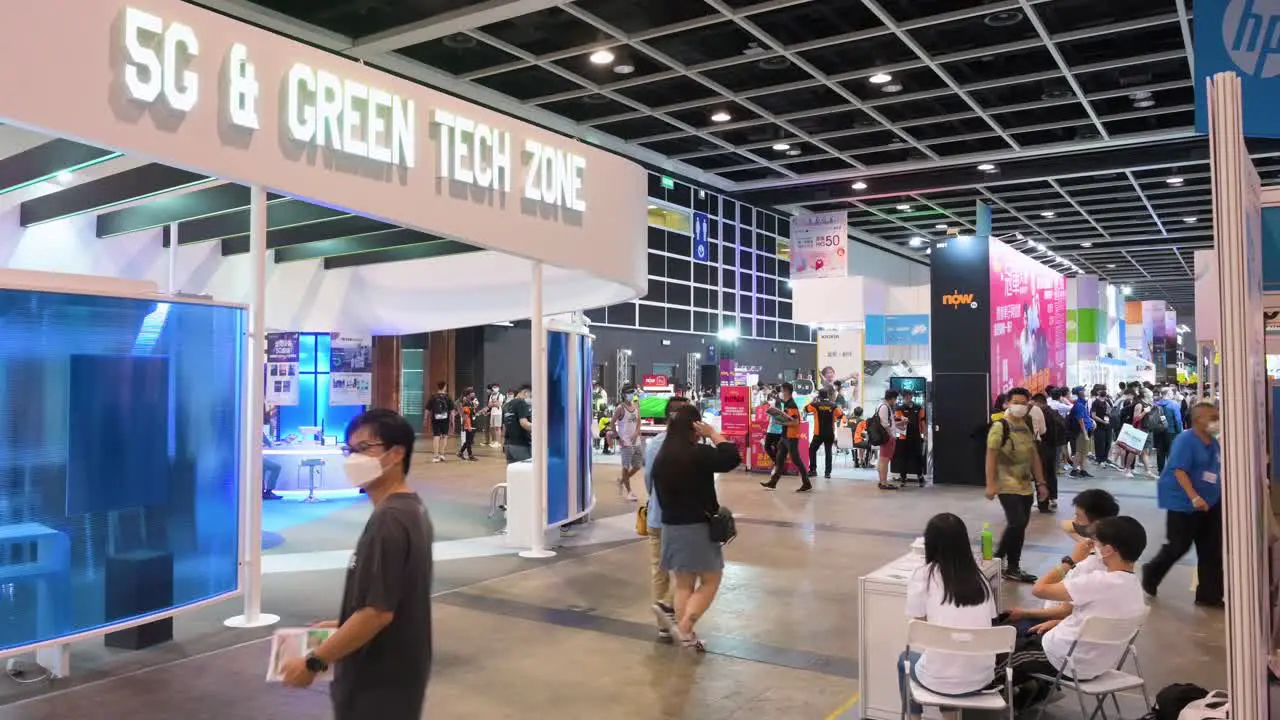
top-left (0, 444), bottom-right (1226, 719)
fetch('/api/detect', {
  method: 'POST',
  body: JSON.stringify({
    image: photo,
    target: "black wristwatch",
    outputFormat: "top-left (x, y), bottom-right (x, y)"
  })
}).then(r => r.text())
top-left (305, 652), bottom-right (329, 673)
top-left (1060, 555), bottom-right (1076, 569)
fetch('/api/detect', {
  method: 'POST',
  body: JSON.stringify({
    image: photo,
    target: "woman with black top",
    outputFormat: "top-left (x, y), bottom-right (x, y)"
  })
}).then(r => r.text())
top-left (652, 405), bottom-right (742, 651)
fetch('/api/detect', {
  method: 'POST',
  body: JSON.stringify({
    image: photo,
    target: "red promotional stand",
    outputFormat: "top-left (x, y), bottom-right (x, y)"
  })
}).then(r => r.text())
top-left (746, 402), bottom-right (810, 474)
top-left (720, 386), bottom-right (751, 463)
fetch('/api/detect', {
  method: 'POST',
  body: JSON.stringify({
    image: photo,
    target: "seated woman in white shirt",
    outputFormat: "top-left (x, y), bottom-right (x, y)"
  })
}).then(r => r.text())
top-left (899, 513), bottom-right (999, 720)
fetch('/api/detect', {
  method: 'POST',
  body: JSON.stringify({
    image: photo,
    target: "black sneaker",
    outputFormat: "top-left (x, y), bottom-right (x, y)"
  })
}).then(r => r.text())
top-left (1077, 470), bottom-right (1094, 479)
top-left (1068, 469), bottom-right (1080, 478)
top-left (263, 491), bottom-right (283, 501)
top-left (1194, 599), bottom-right (1225, 609)
top-left (796, 484), bottom-right (813, 493)
top-left (1002, 568), bottom-right (1038, 584)
top-left (878, 482), bottom-right (900, 490)
top-left (760, 479), bottom-right (778, 490)
top-left (1140, 564), bottom-right (1158, 597)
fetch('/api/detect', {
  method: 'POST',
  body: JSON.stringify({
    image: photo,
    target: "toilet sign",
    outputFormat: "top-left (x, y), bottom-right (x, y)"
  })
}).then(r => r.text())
top-left (692, 211), bottom-right (709, 262)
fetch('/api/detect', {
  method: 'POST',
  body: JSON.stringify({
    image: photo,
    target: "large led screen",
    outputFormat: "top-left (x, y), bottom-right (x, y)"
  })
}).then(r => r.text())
top-left (989, 238), bottom-right (1067, 396)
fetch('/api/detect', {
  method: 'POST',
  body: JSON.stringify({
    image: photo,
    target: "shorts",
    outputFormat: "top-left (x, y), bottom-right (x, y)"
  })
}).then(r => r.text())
top-left (620, 445), bottom-right (644, 470)
top-left (879, 435), bottom-right (896, 460)
top-left (431, 420), bottom-right (450, 437)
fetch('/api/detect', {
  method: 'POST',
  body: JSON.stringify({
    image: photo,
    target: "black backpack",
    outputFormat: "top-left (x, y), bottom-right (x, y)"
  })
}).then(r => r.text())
top-left (865, 405), bottom-right (890, 446)
top-left (1147, 403), bottom-right (1170, 433)
top-left (1042, 408), bottom-right (1067, 447)
top-left (1144, 683), bottom-right (1209, 720)
top-left (428, 393), bottom-right (451, 419)
top-left (1108, 398), bottom-right (1126, 429)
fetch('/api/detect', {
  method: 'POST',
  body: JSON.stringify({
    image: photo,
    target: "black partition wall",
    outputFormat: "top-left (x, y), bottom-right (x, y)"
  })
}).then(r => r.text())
top-left (929, 236), bottom-right (993, 487)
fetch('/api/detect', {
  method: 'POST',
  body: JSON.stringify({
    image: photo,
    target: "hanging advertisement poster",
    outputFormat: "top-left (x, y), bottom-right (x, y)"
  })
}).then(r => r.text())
top-left (329, 334), bottom-right (373, 406)
top-left (817, 329), bottom-right (864, 406)
top-left (265, 332), bottom-right (300, 406)
top-left (790, 211), bottom-right (848, 279)
top-left (989, 239), bottom-right (1067, 396)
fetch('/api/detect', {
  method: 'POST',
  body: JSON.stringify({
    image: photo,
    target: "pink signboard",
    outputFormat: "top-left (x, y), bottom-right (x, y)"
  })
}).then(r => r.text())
top-left (720, 386), bottom-right (751, 437)
top-left (989, 238), bottom-right (1066, 397)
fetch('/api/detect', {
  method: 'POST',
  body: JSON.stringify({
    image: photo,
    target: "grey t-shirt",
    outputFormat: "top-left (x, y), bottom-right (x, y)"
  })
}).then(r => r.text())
top-left (332, 492), bottom-right (435, 720)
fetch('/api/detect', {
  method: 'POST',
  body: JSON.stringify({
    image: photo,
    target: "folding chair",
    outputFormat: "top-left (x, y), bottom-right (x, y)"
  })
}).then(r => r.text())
top-left (835, 426), bottom-right (854, 467)
top-left (1031, 609), bottom-right (1150, 720)
top-left (901, 620), bottom-right (1016, 720)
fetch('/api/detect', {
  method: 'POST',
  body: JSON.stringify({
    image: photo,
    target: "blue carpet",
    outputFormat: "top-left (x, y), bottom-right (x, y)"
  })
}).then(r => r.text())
top-left (262, 531), bottom-right (286, 551)
top-left (261, 496), bottom-right (364, 533)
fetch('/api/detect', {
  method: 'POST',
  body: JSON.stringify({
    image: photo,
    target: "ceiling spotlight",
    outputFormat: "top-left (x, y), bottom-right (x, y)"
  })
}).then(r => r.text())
top-left (909, 237), bottom-right (924, 247)
top-left (1166, 177), bottom-right (1184, 185)
top-left (869, 72), bottom-right (893, 84)
top-left (710, 111), bottom-right (732, 123)
top-left (647, 204), bottom-right (658, 210)
top-left (1106, 263), bottom-right (1117, 269)
top-left (1133, 98), bottom-right (1157, 109)
top-left (1121, 285), bottom-right (1132, 295)
top-left (55, 171), bottom-right (73, 184)
top-left (772, 143), bottom-right (792, 151)
top-left (785, 148), bottom-right (802, 156)
top-left (851, 181), bottom-right (868, 190)
top-left (984, 9), bottom-right (1024, 26)
top-left (589, 49), bottom-right (615, 65)
top-left (1128, 90), bottom-right (1153, 101)
top-left (977, 163), bottom-right (997, 172)
top-left (881, 82), bottom-right (904, 93)
top-left (612, 64), bottom-right (635, 75)
top-left (1183, 217), bottom-right (1198, 223)
top-left (1040, 211), bottom-right (1056, 217)
top-left (935, 224), bottom-right (948, 230)
top-left (896, 204), bottom-right (911, 211)
top-left (1081, 242), bottom-right (1093, 248)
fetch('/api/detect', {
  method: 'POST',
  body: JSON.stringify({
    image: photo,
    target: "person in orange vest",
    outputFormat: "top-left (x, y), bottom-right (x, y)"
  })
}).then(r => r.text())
top-left (850, 407), bottom-right (872, 469)
top-left (804, 389), bottom-right (844, 479)
top-left (892, 389), bottom-right (927, 486)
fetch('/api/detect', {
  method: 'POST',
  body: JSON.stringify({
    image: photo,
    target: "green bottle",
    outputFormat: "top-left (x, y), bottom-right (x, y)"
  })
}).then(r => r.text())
top-left (980, 522), bottom-right (994, 561)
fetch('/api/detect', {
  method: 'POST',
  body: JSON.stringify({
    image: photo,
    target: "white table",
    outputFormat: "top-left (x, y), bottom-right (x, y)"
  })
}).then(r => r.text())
top-left (858, 551), bottom-right (1003, 720)
top-left (263, 445), bottom-right (347, 492)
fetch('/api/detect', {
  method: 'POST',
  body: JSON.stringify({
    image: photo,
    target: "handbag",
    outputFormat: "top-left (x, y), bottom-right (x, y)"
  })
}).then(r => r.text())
top-left (635, 505), bottom-right (648, 537)
top-left (1178, 690), bottom-right (1229, 719)
top-left (707, 506), bottom-right (736, 545)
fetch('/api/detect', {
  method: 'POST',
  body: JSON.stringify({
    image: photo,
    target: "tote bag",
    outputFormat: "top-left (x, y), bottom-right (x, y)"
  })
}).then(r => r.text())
top-left (1115, 423), bottom-right (1149, 453)
top-left (1179, 690), bottom-right (1229, 719)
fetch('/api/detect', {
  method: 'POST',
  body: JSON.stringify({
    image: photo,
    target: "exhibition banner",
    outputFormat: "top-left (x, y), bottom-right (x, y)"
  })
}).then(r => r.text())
top-left (720, 385), bottom-right (751, 437)
top-left (790, 211), bottom-right (848, 279)
top-left (329, 334), bottom-right (372, 406)
top-left (989, 238), bottom-right (1066, 395)
top-left (265, 332), bottom-right (300, 406)
top-left (718, 358), bottom-right (736, 386)
top-left (1193, 0), bottom-right (1280, 138)
top-left (817, 329), bottom-right (863, 404)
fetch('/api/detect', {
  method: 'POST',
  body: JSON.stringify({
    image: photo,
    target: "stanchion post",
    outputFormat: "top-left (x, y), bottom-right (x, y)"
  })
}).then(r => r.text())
top-left (225, 185), bottom-right (280, 628)
top-left (521, 262), bottom-right (555, 558)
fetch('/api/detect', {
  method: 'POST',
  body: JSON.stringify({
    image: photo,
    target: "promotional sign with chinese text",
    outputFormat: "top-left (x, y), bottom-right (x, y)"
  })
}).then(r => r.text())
top-left (989, 239), bottom-right (1066, 395)
top-left (790, 212), bottom-right (848, 279)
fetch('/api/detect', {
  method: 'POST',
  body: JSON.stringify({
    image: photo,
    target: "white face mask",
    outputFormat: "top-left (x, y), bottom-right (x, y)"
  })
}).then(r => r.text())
top-left (1206, 422), bottom-right (1220, 437)
top-left (1005, 404), bottom-right (1030, 418)
top-left (344, 452), bottom-right (389, 488)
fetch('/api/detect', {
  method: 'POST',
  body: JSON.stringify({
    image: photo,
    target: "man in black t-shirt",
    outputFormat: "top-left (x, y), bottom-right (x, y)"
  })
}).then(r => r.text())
top-left (805, 389), bottom-right (843, 479)
top-left (426, 381), bottom-right (454, 463)
top-left (503, 383), bottom-right (534, 464)
top-left (280, 410), bottom-right (434, 720)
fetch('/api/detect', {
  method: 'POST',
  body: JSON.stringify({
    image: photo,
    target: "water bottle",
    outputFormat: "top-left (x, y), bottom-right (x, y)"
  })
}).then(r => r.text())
top-left (980, 522), bottom-right (994, 561)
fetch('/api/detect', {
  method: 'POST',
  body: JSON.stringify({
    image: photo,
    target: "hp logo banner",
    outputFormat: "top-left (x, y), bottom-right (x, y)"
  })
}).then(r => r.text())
top-left (1195, 0), bottom-right (1280, 137)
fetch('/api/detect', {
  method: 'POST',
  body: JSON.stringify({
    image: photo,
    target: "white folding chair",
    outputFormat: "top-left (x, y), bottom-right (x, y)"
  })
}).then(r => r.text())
top-left (1031, 610), bottom-right (1150, 720)
top-left (835, 426), bottom-right (854, 467)
top-left (901, 620), bottom-right (1016, 720)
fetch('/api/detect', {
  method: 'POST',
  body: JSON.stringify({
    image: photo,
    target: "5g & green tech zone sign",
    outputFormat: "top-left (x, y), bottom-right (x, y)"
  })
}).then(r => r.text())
top-left (119, 6), bottom-right (587, 213)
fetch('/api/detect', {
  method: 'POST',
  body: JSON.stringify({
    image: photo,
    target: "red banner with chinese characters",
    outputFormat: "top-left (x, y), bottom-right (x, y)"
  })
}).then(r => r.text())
top-left (989, 237), bottom-right (1066, 399)
top-left (720, 386), bottom-right (750, 436)
top-left (641, 374), bottom-right (669, 390)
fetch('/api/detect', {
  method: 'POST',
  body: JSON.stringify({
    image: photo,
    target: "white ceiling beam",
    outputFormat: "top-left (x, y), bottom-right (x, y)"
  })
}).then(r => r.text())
top-left (348, 0), bottom-right (572, 58)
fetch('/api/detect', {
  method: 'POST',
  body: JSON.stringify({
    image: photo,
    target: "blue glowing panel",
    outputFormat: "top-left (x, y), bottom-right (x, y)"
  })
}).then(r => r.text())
top-left (577, 336), bottom-right (593, 513)
top-left (545, 331), bottom-right (570, 525)
top-left (298, 333), bottom-right (317, 373)
top-left (0, 289), bottom-right (243, 651)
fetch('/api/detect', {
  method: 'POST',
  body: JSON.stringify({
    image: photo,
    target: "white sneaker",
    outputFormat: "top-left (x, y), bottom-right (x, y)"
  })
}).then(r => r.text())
top-left (1124, 470), bottom-right (1135, 478)
top-left (626, 492), bottom-right (638, 502)
top-left (432, 456), bottom-right (443, 463)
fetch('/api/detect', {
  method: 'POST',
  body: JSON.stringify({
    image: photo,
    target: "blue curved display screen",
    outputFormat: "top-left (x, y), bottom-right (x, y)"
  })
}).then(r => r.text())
top-left (0, 289), bottom-right (243, 651)
top-left (545, 331), bottom-right (569, 524)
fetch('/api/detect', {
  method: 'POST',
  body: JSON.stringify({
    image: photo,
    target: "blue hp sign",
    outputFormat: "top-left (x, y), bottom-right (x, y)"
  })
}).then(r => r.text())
top-left (692, 211), bottom-right (709, 263)
top-left (1196, 0), bottom-right (1280, 136)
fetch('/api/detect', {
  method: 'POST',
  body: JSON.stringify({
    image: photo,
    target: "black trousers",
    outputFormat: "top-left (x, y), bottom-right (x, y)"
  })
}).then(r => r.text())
top-left (459, 430), bottom-right (475, 458)
top-left (770, 437), bottom-right (810, 486)
top-left (1036, 442), bottom-right (1057, 510)
top-left (504, 443), bottom-right (532, 465)
top-left (996, 493), bottom-right (1034, 571)
top-left (262, 458), bottom-right (281, 492)
top-left (764, 433), bottom-right (781, 463)
top-left (1093, 424), bottom-right (1112, 464)
top-left (1143, 504), bottom-right (1224, 603)
top-left (809, 434), bottom-right (835, 477)
top-left (1154, 431), bottom-right (1173, 472)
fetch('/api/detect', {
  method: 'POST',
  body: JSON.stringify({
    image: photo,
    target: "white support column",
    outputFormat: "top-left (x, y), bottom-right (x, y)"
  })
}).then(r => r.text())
top-left (521, 262), bottom-right (555, 558)
top-left (225, 186), bottom-right (280, 628)
top-left (167, 223), bottom-right (179, 294)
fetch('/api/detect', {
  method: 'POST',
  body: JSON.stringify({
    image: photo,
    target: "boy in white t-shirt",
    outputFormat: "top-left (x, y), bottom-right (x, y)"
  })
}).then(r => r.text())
top-left (1004, 516), bottom-right (1148, 707)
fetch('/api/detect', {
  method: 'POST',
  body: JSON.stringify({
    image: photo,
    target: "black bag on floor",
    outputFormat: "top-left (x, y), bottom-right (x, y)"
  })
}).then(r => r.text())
top-left (1146, 683), bottom-right (1209, 720)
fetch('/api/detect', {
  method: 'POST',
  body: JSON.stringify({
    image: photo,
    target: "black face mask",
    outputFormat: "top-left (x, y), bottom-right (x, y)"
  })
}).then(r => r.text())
top-left (1072, 521), bottom-right (1093, 539)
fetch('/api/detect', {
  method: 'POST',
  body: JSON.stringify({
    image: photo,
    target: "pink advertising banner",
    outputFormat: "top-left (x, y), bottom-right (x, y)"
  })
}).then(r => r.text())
top-left (989, 238), bottom-right (1067, 397)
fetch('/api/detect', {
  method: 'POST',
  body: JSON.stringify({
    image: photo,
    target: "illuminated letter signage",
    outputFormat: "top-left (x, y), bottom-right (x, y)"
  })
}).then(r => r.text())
top-left (941, 291), bottom-right (977, 309)
top-left (284, 63), bottom-right (415, 168)
top-left (122, 7), bottom-right (200, 112)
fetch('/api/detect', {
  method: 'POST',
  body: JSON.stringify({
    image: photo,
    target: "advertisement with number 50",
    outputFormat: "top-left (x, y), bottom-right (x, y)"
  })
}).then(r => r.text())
top-left (790, 212), bottom-right (848, 279)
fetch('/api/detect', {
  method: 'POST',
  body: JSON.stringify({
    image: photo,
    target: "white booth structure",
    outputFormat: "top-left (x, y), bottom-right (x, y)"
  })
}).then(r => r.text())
top-left (0, 0), bottom-right (646, 674)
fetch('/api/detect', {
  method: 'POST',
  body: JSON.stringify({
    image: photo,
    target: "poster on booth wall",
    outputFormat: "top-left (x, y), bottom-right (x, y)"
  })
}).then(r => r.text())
top-left (329, 334), bottom-right (373, 406)
top-left (790, 211), bottom-right (848, 279)
top-left (989, 239), bottom-right (1066, 397)
top-left (817, 329), bottom-right (863, 407)
top-left (747, 404), bottom-right (775, 473)
top-left (720, 385), bottom-right (752, 464)
top-left (265, 332), bottom-right (300, 406)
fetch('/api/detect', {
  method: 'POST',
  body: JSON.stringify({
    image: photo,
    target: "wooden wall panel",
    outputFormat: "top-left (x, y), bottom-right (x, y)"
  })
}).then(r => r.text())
top-left (425, 330), bottom-right (456, 437)
top-left (371, 335), bottom-right (402, 412)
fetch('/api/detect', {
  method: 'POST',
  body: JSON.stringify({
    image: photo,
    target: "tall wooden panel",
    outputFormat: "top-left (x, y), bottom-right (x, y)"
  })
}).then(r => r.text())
top-left (425, 330), bottom-right (456, 437)
top-left (371, 336), bottom-right (402, 412)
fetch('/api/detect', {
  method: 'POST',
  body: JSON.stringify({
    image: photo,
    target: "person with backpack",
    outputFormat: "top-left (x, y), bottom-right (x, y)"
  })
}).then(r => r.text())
top-left (871, 389), bottom-right (901, 490)
top-left (984, 387), bottom-right (1048, 583)
top-left (1090, 386), bottom-right (1115, 469)
top-left (426, 381), bottom-right (455, 463)
top-left (1067, 386), bottom-right (1095, 478)
top-left (1031, 393), bottom-right (1064, 514)
top-left (1151, 388), bottom-right (1182, 472)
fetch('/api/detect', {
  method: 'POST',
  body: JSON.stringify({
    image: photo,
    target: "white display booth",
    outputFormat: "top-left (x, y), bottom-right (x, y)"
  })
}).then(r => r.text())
top-left (0, 0), bottom-right (647, 673)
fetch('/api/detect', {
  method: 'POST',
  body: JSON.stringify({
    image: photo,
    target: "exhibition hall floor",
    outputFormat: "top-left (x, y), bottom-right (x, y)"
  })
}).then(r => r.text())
top-left (0, 448), bottom-right (1224, 719)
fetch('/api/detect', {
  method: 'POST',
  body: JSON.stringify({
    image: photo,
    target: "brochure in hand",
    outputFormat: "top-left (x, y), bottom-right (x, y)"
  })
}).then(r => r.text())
top-left (266, 627), bottom-right (335, 682)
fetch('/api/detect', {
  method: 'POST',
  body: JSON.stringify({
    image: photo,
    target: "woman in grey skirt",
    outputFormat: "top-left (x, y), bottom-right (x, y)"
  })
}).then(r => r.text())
top-left (652, 405), bottom-right (742, 650)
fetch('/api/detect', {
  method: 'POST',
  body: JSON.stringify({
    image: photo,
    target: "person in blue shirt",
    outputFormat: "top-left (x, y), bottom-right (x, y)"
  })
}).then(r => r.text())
top-left (1141, 401), bottom-right (1223, 608)
top-left (1152, 389), bottom-right (1184, 472)
top-left (643, 395), bottom-right (691, 642)
top-left (1068, 386), bottom-right (1095, 478)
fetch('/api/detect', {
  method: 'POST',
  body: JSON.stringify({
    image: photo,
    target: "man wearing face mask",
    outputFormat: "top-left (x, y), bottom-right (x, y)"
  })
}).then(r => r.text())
top-left (1141, 401), bottom-right (1223, 608)
top-left (279, 410), bottom-right (434, 720)
top-left (985, 387), bottom-right (1048, 583)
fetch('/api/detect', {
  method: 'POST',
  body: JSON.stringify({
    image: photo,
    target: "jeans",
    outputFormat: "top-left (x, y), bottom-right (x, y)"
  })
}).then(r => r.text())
top-left (263, 458), bottom-right (281, 492)
top-left (996, 493), bottom-right (1034, 571)
top-left (504, 443), bottom-right (532, 464)
top-left (809, 434), bottom-right (835, 477)
top-left (1093, 424), bottom-right (1112, 464)
top-left (769, 437), bottom-right (810, 486)
top-left (1154, 431), bottom-right (1173, 472)
top-left (1143, 504), bottom-right (1224, 603)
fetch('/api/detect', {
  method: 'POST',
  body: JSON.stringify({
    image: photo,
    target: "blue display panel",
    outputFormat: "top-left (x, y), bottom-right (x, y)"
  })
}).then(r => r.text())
top-left (0, 289), bottom-right (243, 651)
top-left (545, 331), bottom-right (570, 524)
top-left (577, 336), bottom-right (593, 513)
top-left (276, 332), bottom-right (363, 440)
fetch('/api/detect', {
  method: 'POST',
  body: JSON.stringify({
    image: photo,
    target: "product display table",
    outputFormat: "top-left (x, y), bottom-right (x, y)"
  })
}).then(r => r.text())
top-left (262, 444), bottom-right (347, 492)
top-left (858, 550), bottom-right (1002, 720)
top-left (0, 522), bottom-right (71, 640)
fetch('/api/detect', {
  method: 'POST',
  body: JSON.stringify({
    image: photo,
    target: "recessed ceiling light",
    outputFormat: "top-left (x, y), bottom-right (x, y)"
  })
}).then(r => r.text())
top-left (909, 237), bottom-right (924, 247)
top-left (443, 33), bottom-right (477, 49)
top-left (647, 205), bottom-right (657, 210)
top-left (984, 9), bottom-right (1024, 26)
top-left (869, 73), bottom-right (893, 84)
top-left (977, 163), bottom-right (997, 172)
top-left (785, 148), bottom-right (802, 157)
top-left (1166, 177), bottom-right (1184, 185)
top-left (1041, 88), bottom-right (1072, 101)
top-left (1121, 285), bottom-right (1132, 295)
top-left (1128, 90), bottom-right (1153, 101)
top-left (1081, 242), bottom-right (1093, 247)
top-left (1106, 264), bottom-right (1117, 268)
top-left (896, 204), bottom-right (911, 211)
top-left (772, 143), bottom-right (792, 151)
top-left (1133, 98), bottom-right (1157, 109)
top-left (935, 224), bottom-right (948, 230)
top-left (582, 94), bottom-right (610, 104)
top-left (55, 171), bottom-right (73, 184)
top-left (1041, 211), bottom-right (1056, 217)
top-left (925, 247), bottom-right (932, 254)
top-left (756, 55), bottom-right (792, 71)
top-left (851, 181), bottom-right (868, 190)
top-left (589, 49), bottom-right (615, 65)
top-left (710, 111), bottom-right (732, 123)
top-left (612, 64), bottom-right (635, 75)
top-left (1183, 217), bottom-right (1198, 223)
top-left (881, 82), bottom-right (904, 93)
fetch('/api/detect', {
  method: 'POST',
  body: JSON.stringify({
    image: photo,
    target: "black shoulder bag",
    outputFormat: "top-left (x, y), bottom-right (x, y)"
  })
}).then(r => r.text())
top-left (708, 505), bottom-right (737, 544)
